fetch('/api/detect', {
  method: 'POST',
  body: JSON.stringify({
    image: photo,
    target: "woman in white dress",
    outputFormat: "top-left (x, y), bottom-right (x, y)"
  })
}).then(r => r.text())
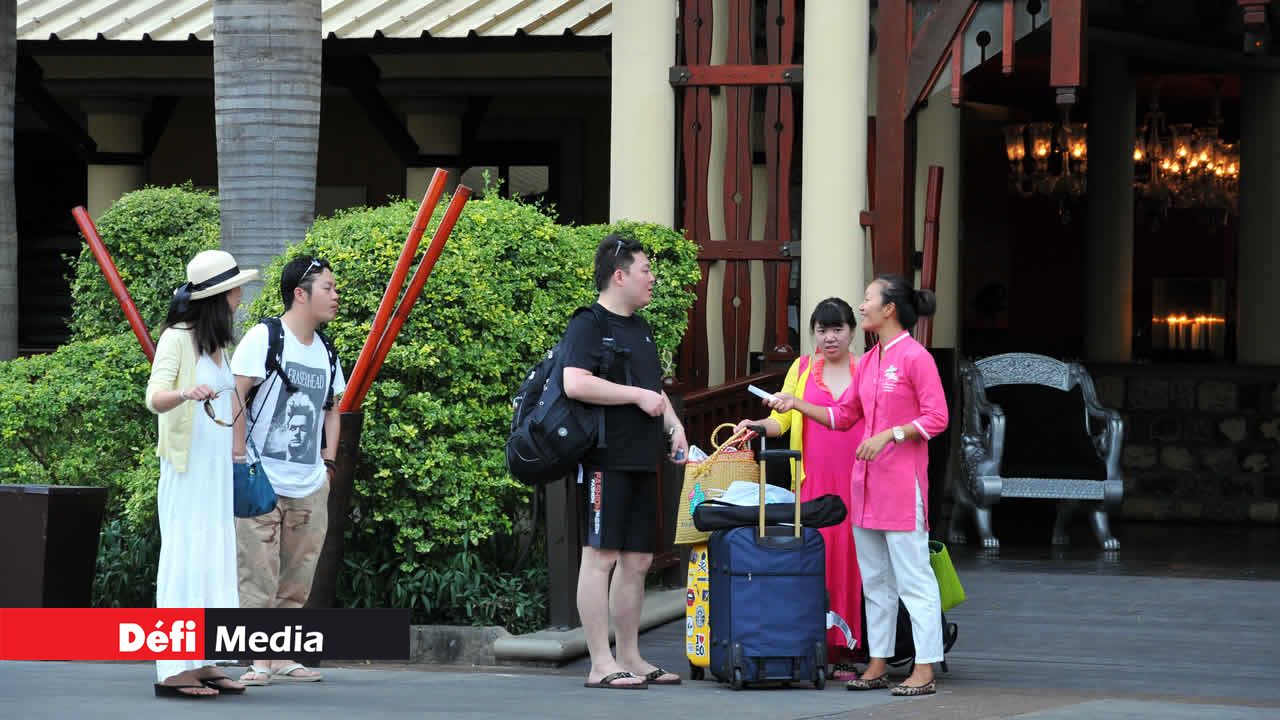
top-left (145, 250), bottom-right (258, 699)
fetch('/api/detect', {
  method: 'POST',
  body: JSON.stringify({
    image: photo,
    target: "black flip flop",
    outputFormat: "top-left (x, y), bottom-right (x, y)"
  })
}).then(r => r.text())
top-left (584, 671), bottom-right (648, 689)
top-left (201, 677), bottom-right (246, 694)
top-left (154, 683), bottom-right (218, 699)
top-left (643, 667), bottom-right (682, 686)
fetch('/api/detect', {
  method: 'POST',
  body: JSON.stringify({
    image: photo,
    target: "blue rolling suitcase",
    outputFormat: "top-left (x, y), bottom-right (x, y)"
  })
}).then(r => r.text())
top-left (707, 434), bottom-right (828, 690)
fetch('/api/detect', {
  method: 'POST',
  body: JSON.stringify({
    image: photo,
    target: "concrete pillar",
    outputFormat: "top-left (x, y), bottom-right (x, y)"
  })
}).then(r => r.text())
top-left (800, 0), bottom-right (870, 356)
top-left (84, 100), bottom-right (146, 219)
top-left (608, 0), bottom-right (676, 224)
top-left (403, 100), bottom-right (464, 200)
top-left (1083, 53), bottom-right (1135, 362)
top-left (1238, 72), bottom-right (1280, 365)
top-left (914, 97), bottom-right (963, 348)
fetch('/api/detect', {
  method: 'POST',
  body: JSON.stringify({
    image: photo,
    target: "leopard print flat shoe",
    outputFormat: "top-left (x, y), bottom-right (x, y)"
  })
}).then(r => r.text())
top-left (890, 680), bottom-right (936, 696)
top-left (846, 674), bottom-right (892, 691)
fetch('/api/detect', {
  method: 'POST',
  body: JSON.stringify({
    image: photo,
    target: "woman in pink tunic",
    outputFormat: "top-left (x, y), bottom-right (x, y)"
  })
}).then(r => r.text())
top-left (765, 275), bottom-right (948, 697)
top-left (735, 298), bottom-right (865, 677)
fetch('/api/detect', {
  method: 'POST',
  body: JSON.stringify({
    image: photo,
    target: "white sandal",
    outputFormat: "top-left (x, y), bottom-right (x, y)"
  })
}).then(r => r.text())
top-left (270, 662), bottom-right (323, 682)
top-left (238, 665), bottom-right (272, 686)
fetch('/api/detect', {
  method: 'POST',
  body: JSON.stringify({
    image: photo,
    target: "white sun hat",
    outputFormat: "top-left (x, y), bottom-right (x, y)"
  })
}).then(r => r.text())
top-left (180, 250), bottom-right (259, 301)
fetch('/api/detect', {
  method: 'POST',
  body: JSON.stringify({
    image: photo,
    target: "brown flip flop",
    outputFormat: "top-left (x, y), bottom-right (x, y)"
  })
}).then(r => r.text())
top-left (154, 683), bottom-right (218, 699)
top-left (643, 667), bottom-right (682, 686)
top-left (201, 677), bottom-right (246, 694)
top-left (584, 671), bottom-right (648, 689)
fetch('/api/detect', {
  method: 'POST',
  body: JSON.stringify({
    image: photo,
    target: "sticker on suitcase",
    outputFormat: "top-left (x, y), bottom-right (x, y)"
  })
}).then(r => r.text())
top-left (686, 542), bottom-right (712, 670)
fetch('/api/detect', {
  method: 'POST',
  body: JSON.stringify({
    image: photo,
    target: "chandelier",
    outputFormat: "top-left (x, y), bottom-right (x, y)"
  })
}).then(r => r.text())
top-left (1133, 90), bottom-right (1239, 218)
top-left (1003, 118), bottom-right (1087, 201)
top-left (1002, 84), bottom-right (1240, 221)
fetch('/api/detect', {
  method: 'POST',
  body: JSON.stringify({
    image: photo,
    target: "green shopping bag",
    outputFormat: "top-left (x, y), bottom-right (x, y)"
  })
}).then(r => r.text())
top-left (928, 540), bottom-right (966, 611)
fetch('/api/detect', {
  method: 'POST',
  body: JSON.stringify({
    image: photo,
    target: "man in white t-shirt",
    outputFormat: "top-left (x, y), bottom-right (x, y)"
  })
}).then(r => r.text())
top-left (231, 257), bottom-right (345, 686)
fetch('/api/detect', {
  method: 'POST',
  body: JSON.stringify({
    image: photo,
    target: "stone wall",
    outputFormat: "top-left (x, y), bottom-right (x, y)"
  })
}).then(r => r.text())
top-left (1088, 364), bottom-right (1280, 525)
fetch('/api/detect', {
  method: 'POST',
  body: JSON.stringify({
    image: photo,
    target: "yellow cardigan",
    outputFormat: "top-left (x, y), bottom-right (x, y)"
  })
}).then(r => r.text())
top-left (145, 326), bottom-right (199, 473)
top-left (768, 354), bottom-right (815, 491)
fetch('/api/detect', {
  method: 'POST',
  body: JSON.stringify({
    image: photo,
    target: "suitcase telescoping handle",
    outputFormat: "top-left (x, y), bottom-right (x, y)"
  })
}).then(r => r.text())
top-left (746, 424), bottom-right (803, 538)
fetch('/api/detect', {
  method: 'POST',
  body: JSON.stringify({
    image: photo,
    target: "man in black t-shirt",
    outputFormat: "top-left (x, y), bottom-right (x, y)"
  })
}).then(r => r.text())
top-left (562, 234), bottom-right (689, 689)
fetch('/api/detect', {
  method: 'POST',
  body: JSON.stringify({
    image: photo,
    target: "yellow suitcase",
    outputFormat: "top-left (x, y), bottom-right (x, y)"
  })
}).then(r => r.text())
top-left (684, 542), bottom-right (711, 679)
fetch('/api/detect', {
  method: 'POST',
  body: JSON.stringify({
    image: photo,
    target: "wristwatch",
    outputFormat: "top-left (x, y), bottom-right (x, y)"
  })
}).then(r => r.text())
top-left (891, 426), bottom-right (906, 443)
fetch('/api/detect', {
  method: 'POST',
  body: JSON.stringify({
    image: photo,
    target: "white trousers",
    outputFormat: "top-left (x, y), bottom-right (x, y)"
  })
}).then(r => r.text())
top-left (852, 482), bottom-right (944, 663)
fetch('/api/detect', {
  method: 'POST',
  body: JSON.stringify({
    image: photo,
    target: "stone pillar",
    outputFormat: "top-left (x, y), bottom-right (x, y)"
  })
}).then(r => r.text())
top-left (84, 100), bottom-right (146, 219)
top-left (914, 96), bottom-right (962, 348)
top-left (404, 99), bottom-right (464, 199)
top-left (609, 0), bottom-right (676, 224)
top-left (1238, 71), bottom-right (1280, 365)
top-left (1083, 53), bottom-right (1135, 362)
top-left (800, 0), bottom-right (870, 356)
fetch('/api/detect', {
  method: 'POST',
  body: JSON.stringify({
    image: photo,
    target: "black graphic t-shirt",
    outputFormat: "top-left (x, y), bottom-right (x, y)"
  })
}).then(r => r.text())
top-left (561, 304), bottom-right (663, 471)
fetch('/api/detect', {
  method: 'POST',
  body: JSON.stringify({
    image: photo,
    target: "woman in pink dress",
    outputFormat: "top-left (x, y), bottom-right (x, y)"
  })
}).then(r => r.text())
top-left (766, 275), bottom-right (948, 697)
top-left (735, 298), bottom-right (865, 677)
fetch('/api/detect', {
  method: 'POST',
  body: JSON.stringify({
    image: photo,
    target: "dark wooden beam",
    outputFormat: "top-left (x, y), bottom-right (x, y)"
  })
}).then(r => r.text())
top-left (905, 0), bottom-right (980, 115)
top-left (1002, 0), bottom-right (1016, 75)
top-left (1090, 27), bottom-right (1280, 71)
top-left (1050, 0), bottom-right (1088, 105)
top-left (142, 96), bottom-right (179, 158)
top-left (873, 1), bottom-right (914, 278)
top-left (951, 35), bottom-right (964, 106)
top-left (1239, 0), bottom-right (1271, 26)
top-left (669, 64), bottom-right (802, 86)
top-left (19, 34), bottom-right (610, 56)
top-left (323, 55), bottom-right (421, 164)
top-left (38, 76), bottom-right (608, 99)
top-left (1240, 0), bottom-right (1272, 53)
top-left (14, 56), bottom-right (96, 159)
top-left (915, 165), bottom-right (943, 347)
top-left (460, 96), bottom-right (493, 157)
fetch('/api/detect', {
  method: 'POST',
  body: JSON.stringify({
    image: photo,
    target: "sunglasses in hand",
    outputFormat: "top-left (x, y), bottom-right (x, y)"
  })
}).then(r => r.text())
top-left (203, 386), bottom-right (246, 428)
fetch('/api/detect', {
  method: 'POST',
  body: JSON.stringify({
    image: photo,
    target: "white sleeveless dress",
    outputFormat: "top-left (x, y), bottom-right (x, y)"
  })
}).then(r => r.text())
top-left (155, 352), bottom-right (238, 682)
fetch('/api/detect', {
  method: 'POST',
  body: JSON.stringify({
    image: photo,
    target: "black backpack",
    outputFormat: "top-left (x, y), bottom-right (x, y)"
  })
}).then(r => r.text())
top-left (505, 306), bottom-right (628, 486)
top-left (244, 317), bottom-right (340, 428)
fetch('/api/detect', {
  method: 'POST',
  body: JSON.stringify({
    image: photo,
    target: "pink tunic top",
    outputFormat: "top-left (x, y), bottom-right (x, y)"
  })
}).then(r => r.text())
top-left (825, 331), bottom-right (949, 532)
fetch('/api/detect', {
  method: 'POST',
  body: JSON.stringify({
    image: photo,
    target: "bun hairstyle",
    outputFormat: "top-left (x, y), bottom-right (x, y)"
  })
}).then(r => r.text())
top-left (874, 274), bottom-right (937, 329)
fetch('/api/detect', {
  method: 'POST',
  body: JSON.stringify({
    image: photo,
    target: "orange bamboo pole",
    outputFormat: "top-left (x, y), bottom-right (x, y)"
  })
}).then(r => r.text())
top-left (347, 186), bottom-right (473, 411)
top-left (71, 206), bottom-right (156, 363)
top-left (340, 169), bottom-right (449, 413)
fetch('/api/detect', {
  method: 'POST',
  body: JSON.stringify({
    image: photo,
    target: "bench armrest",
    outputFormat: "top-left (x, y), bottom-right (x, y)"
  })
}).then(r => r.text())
top-left (960, 362), bottom-right (1005, 483)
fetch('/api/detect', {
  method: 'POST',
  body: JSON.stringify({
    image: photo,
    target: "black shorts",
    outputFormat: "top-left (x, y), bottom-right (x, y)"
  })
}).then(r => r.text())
top-left (582, 468), bottom-right (657, 553)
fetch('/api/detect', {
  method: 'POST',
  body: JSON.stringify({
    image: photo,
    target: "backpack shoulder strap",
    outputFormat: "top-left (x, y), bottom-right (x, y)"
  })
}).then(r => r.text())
top-left (245, 317), bottom-right (290, 431)
top-left (579, 304), bottom-right (631, 385)
top-left (260, 316), bottom-right (286, 380)
top-left (316, 328), bottom-right (338, 410)
top-left (569, 305), bottom-right (612, 449)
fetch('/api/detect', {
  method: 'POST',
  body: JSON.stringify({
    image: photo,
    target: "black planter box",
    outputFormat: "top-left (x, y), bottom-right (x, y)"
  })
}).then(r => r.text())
top-left (0, 485), bottom-right (108, 607)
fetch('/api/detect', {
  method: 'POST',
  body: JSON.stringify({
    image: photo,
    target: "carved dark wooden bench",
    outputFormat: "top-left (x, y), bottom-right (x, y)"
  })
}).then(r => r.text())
top-left (951, 353), bottom-right (1124, 551)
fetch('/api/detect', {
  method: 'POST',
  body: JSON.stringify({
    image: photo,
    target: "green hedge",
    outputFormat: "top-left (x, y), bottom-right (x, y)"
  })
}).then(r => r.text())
top-left (0, 333), bottom-right (157, 524)
top-left (69, 184), bottom-right (221, 341)
top-left (243, 196), bottom-right (698, 569)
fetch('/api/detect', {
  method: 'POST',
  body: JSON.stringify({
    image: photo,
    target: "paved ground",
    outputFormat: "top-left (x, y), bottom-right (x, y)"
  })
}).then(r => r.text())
top-left (3, 522), bottom-right (1279, 719)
